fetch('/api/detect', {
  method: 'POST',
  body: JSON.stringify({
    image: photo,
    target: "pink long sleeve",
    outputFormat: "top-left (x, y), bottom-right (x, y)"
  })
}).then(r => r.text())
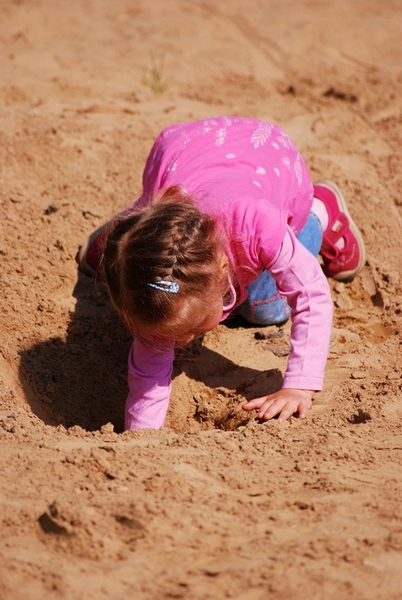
top-left (125, 336), bottom-right (174, 430)
top-left (268, 226), bottom-right (333, 391)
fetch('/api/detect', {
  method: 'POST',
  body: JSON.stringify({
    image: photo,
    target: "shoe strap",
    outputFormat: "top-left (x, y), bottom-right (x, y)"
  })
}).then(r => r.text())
top-left (321, 213), bottom-right (349, 259)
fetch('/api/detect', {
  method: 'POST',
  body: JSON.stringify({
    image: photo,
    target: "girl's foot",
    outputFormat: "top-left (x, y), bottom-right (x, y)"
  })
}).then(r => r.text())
top-left (75, 222), bottom-right (111, 278)
top-left (313, 180), bottom-right (366, 281)
top-left (76, 198), bottom-right (140, 278)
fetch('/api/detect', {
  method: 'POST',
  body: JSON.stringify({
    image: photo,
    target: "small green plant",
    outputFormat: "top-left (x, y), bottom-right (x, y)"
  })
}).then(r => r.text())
top-left (143, 55), bottom-right (168, 95)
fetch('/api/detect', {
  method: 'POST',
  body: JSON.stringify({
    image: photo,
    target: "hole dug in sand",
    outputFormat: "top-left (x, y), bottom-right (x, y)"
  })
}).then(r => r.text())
top-left (168, 366), bottom-right (285, 433)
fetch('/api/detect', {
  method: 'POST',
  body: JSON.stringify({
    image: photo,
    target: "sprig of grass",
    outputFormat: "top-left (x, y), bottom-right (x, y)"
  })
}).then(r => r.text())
top-left (143, 55), bottom-right (168, 95)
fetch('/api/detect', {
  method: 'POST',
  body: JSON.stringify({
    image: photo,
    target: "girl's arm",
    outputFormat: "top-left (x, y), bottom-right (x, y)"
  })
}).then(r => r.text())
top-left (243, 226), bottom-right (333, 421)
top-left (125, 336), bottom-right (175, 430)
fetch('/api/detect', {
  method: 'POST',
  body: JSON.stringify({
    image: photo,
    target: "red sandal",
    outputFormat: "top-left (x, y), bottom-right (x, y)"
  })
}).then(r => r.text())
top-left (75, 221), bottom-right (112, 278)
top-left (314, 180), bottom-right (366, 281)
top-left (76, 198), bottom-right (141, 278)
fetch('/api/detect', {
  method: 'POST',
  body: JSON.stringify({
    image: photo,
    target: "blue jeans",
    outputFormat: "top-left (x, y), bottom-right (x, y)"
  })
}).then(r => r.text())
top-left (238, 212), bottom-right (323, 325)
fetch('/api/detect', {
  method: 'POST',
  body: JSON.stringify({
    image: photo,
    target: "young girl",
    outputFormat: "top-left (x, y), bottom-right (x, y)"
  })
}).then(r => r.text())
top-left (77, 116), bottom-right (366, 430)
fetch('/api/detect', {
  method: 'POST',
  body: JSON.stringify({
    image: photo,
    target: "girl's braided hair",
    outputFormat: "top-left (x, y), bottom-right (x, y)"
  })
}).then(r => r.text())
top-left (101, 186), bottom-right (227, 333)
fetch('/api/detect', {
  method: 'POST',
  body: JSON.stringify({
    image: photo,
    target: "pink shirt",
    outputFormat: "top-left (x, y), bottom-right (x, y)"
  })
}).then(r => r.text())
top-left (125, 117), bottom-right (333, 430)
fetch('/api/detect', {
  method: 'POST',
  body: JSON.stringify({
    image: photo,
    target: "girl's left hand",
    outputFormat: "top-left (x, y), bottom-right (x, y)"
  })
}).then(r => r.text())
top-left (242, 388), bottom-right (314, 423)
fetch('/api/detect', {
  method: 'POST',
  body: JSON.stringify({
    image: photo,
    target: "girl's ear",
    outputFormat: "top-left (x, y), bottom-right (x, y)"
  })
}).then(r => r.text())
top-left (219, 254), bottom-right (229, 273)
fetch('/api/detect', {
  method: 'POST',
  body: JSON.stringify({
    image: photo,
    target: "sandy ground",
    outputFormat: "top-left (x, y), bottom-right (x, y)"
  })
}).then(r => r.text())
top-left (1, 1), bottom-right (402, 598)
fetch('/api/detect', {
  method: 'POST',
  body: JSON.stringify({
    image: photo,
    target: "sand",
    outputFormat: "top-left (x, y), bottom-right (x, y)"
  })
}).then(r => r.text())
top-left (1, 1), bottom-right (402, 598)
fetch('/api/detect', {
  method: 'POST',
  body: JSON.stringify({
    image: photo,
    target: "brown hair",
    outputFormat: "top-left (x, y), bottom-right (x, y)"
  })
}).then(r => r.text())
top-left (101, 186), bottom-right (227, 335)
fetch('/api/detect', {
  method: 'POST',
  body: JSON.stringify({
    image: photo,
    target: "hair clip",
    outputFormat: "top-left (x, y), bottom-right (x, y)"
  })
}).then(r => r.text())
top-left (147, 280), bottom-right (179, 294)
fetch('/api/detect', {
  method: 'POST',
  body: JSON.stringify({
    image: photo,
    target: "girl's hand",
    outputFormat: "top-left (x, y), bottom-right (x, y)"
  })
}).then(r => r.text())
top-left (242, 388), bottom-right (314, 423)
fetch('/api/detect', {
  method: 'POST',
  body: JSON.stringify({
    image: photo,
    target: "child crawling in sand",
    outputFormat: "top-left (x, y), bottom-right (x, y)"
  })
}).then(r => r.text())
top-left (77, 116), bottom-right (366, 430)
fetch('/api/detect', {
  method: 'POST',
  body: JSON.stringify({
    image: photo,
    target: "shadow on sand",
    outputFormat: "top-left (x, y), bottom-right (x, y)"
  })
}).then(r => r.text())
top-left (18, 274), bottom-right (282, 433)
